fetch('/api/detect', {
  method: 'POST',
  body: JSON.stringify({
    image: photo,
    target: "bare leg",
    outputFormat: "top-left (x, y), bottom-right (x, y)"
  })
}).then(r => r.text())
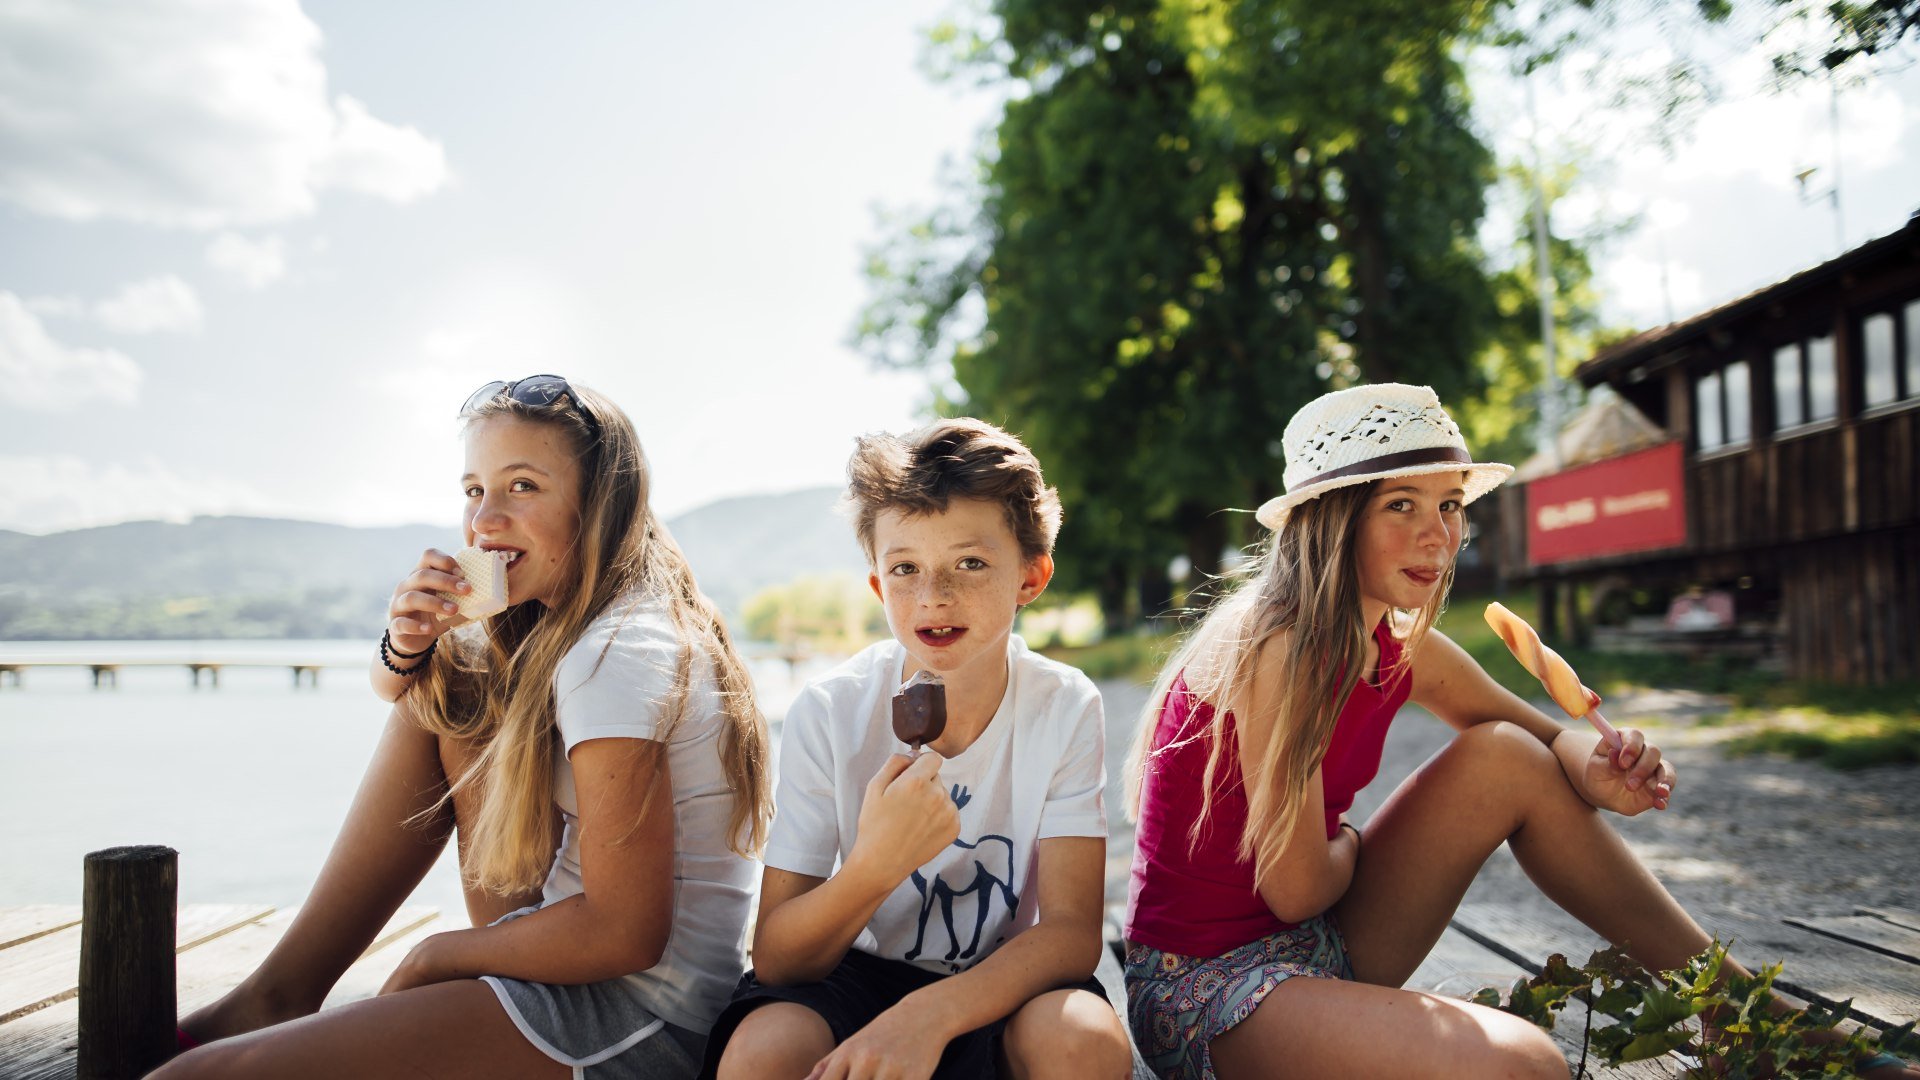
top-left (715, 1003), bottom-right (835, 1080)
top-left (1000, 987), bottom-right (1133, 1080)
top-left (1336, 720), bottom-right (1711, 986)
top-left (180, 709), bottom-right (538, 1042)
top-left (153, 979), bottom-right (565, 1079)
top-left (1334, 723), bottom-right (1920, 1079)
top-left (1208, 976), bottom-right (1567, 1080)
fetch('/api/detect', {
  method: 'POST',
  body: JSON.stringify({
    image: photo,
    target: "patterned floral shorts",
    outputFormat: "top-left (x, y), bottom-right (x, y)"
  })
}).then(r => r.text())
top-left (1124, 915), bottom-right (1354, 1080)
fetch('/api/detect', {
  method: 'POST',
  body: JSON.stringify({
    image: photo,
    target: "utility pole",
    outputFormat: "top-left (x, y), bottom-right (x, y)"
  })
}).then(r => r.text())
top-left (1527, 74), bottom-right (1562, 470)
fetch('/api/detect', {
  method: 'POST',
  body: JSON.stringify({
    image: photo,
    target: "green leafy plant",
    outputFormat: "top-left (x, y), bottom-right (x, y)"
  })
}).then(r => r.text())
top-left (1471, 942), bottom-right (1917, 1077)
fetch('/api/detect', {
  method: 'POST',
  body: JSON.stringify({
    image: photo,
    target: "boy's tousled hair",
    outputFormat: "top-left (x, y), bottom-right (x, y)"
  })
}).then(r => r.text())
top-left (844, 417), bottom-right (1062, 562)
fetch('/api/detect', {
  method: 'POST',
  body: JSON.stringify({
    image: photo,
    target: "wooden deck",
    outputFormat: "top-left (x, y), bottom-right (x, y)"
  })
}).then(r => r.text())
top-left (0, 904), bottom-right (438, 1079)
top-left (2, 900), bottom-right (1913, 1077)
top-left (1435, 902), bottom-right (1920, 1077)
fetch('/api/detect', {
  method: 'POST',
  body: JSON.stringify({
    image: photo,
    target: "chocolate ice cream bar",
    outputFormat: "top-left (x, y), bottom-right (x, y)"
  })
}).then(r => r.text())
top-left (891, 670), bottom-right (947, 750)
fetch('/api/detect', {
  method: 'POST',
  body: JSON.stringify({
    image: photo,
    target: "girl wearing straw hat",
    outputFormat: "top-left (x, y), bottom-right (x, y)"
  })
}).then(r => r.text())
top-left (1120, 383), bottom-right (1915, 1079)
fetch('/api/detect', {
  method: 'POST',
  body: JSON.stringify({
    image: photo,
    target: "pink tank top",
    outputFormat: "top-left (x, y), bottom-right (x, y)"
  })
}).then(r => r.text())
top-left (1125, 619), bottom-right (1412, 957)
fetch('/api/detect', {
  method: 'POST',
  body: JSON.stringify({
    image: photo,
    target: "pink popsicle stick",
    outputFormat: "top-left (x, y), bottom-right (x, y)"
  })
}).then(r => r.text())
top-left (1584, 706), bottom-right (1623, 751)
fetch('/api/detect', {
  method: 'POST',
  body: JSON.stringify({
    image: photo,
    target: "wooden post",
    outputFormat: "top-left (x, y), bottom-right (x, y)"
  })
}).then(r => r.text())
top-left (79, 845), bottom-right (177, 1079)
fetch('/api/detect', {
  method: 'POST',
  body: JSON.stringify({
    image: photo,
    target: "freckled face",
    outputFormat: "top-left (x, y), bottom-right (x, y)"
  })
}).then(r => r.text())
top-left (868, 498), bottom-right (1052, 684)
top-left (461, 415), bottom-right (584, 609)
top-left (1353, 472), bottom-right (1465, 614)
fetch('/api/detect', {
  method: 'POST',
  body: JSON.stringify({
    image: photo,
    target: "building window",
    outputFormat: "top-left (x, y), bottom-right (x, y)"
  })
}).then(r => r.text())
top-left (1808, 334), bottom-right (1837, 421)
top-left (1724, 359), bottom-right (1751, 443)
top-left (1773, 332), bottom-right (1839, 430)
top-left (1907, 300), bottom-right (1920, 401)
top-left (1865, 312), bottom-right (1897, 407)
top-left (1696, 370), bottom-right (1724, 448)
top-left (1694, 360), bottom-right (1750, 451)
top-left (1775, 342), bottom-right (1803, 428)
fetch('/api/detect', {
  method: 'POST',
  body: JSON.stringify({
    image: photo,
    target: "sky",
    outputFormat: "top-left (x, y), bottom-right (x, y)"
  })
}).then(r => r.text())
top-left (2, 2), bottom-right (1915, 536)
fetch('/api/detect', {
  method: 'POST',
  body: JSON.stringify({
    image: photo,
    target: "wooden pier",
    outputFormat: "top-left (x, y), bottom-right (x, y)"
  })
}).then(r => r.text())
top-left (0, 659), bottom-right (334, 690)
top-left (0, 903), bottom-right (438, 1078)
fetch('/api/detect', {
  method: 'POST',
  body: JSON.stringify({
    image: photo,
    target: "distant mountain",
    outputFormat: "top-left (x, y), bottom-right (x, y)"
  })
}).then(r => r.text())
top-left (665, 487), bottom-right (869, 617)
top-left (0, 488), bottom-right (869, 640)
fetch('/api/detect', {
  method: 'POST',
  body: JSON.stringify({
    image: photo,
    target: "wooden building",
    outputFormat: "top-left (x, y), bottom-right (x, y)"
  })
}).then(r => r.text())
top-left (1494, 215), bottom-right (1920, 684)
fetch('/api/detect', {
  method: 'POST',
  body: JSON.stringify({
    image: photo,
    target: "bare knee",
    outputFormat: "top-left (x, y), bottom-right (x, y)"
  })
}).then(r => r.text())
top-left (1454, 720), bottom-right (1553, 769)
top-left (1003, 988), bottom-right (1134, 1080)
top-left (1477, 1012), bottom-right (1569, 1080)
top-left (717, 1002), bottom-right (834, 1080)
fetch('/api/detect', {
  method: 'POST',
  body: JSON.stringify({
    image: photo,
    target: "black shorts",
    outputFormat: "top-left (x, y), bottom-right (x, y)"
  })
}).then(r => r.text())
top-left (699, 949), bottom-right (1110, 1079)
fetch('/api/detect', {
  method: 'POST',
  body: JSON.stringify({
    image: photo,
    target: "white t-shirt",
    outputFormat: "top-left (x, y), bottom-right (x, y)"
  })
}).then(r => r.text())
top-left (538, 594), bottom-right (755, 1034)
top-left (764, 634), bottom-right (1107, 975)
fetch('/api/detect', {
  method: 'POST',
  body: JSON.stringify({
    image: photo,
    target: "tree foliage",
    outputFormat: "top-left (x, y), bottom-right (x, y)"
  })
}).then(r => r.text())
top-left (859, 0), bottom-right (1913, 634)
top-left (861, 0), bottom-right (1502, 630)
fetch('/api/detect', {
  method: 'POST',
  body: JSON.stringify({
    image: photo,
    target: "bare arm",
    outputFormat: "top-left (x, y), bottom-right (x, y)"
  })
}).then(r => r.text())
top-left (1234, 634), bottom-right (1362, 925)
top-left (805, 837), bottom-right (1109, 1078)
top-left (370, 547), bottom-right (472, 704)
top-left (379, 736), bottom-right (674, 990)
top-left (750, 751), bottom-right (959, 986)
top-left (1410, 628), bottom-right (1674, 814)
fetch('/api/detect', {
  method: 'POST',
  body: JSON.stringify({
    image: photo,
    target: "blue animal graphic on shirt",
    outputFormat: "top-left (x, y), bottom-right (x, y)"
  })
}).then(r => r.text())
top-left (905, 833), bottom-right (1017, 970)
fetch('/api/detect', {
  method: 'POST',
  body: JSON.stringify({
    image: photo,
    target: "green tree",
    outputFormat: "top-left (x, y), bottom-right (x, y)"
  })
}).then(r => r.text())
top-left (861, 0), bottom-right (1502, 632)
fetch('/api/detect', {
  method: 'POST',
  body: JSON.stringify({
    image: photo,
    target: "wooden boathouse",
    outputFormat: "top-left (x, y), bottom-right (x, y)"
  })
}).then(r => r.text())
top-left (1495, 215), bottom-right (1920, 684)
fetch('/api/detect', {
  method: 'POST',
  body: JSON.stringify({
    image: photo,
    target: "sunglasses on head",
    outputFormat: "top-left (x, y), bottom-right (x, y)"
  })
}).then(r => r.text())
top-left (461, 374), bottom-right (600, 440)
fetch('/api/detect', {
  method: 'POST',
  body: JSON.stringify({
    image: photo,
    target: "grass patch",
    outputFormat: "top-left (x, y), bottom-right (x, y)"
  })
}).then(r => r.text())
top-left (1713, 707), bottom-right (1920, 770)
top-left (1443, 589), bottom-right (1920, 769)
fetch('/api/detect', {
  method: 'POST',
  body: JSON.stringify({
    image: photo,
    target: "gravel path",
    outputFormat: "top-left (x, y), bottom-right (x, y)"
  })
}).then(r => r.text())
top-left (1097, 679), bottom-right (1919, 938)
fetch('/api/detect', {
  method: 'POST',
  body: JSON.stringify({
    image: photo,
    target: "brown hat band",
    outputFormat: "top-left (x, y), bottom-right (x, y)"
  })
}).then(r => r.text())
top-left (1290, 446), bottom-right (1474, 492)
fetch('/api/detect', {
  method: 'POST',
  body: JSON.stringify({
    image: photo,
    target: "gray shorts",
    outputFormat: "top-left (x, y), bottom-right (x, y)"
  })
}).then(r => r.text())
top-left (481, 909), bottom-right (706, 1079)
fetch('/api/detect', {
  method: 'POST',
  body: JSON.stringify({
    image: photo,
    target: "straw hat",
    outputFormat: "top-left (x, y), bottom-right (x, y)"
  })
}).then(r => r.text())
top-left (1255, 383), bottom-right (1513, 529)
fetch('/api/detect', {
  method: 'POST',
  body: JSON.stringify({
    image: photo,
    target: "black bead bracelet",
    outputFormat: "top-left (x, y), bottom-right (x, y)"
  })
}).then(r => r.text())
top-left (380, 629), bottom-right (436, 675)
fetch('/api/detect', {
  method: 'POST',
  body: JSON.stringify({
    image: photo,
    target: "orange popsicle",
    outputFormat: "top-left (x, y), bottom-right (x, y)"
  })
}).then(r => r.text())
top-left (1483, 602), bottom-right (1622, 749)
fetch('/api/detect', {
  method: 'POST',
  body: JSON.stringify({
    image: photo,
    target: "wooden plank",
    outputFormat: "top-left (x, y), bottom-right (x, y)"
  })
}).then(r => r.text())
top-left (0, 904), bottom-right (272, 1025)
top-left (1862, 908), bottom-right (1920, 936)
top-left (1785, 915), bottom-right (1920, 966)
top-left (0, 905), bottom-right (436, 1080)
top-left (1451, 903), bottom-right (1920, 1031)
top-left (0, 908), bottom-right (81, 952)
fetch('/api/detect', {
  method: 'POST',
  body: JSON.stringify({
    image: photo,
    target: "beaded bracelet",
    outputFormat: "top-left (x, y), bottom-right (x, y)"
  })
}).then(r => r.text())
top-left (379, 629), bottom-right (436, 675)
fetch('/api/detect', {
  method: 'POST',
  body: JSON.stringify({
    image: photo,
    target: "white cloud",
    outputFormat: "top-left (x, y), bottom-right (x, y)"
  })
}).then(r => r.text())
top-left (311, 96), bottom-right (448, 204)
top-left (1598, 253), bottom-right (1706, 329)
top-left (0, 454), bottom-right (269, 534)
top-left (93, 275), bottom-right (203, 334)
top-left (0, 292), bottom-right (142, 410)
top-left (0, 0), bottom-right (448, 229)
top-left (206, 232), bottom-right (287, 289)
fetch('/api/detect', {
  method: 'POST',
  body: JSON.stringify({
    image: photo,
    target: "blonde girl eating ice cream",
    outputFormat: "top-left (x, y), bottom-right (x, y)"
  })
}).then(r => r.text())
top-left (162, 375), bottom-right (772, 1079)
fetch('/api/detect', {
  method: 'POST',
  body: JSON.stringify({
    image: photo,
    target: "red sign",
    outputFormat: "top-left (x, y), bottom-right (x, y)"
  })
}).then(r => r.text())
top-left (1526, 441), bottom-right (1687, 566)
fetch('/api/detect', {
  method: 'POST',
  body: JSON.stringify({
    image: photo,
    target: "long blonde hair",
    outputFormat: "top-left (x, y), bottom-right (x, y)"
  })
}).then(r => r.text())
top-left (402, 382), bottom-right (773, 895)
top-left (1123, 480), bottom-right (1454, 884)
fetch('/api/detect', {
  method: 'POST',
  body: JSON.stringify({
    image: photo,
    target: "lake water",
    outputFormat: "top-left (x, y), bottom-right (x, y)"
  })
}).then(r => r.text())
top-left (0, 640), bottom-right (834, 923)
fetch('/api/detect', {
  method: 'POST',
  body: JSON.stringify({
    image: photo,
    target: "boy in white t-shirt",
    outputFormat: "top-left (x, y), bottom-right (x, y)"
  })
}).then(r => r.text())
top-left (704, 419), bottom-right (1133, 1080)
